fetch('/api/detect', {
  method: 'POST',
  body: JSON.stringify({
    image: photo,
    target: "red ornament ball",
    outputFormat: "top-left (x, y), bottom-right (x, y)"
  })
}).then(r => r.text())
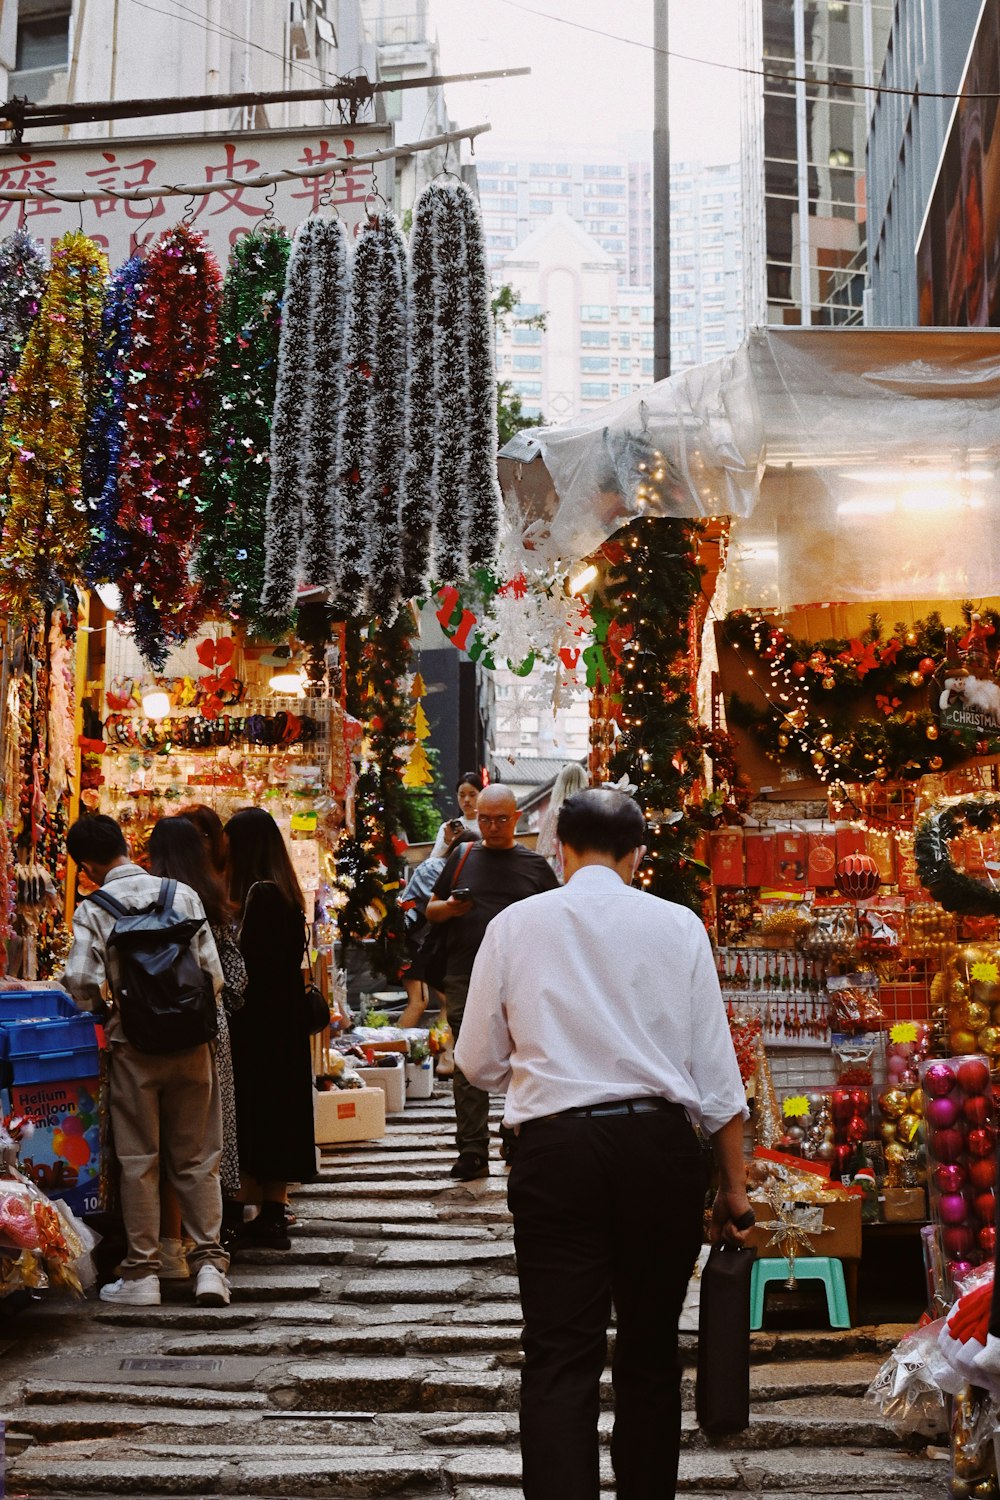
top-left (974, 1190), bottom-right (996, 1223)
top-left (969, 1157), bottom-right (997, 1191)
top-left (834, 852), bottom-right (882, 902)
top-left (968, 1127), bottom-right (997, 1158)
top-left (919, 657), bottom-right (936, 676)
top-left (944, 1225), bottom-right (975, 1258)
top-left (958, 1057), bottom-right (991, 1096)
top-left (980, 1225), bottom-right (997, 1254)
top-left (964, 1095), bottom-right (992, 1128)
top-left (792, 661), bottom-right (807, 678)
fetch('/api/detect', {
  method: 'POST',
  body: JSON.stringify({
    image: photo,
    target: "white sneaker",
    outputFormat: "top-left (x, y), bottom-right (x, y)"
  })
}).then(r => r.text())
top-left (158, 1238), bottom-right (189, 1280)
top-left (99, 1274), bottom-right (160, 1306)
top-left (194, 1265), bottom-right (231, 1306)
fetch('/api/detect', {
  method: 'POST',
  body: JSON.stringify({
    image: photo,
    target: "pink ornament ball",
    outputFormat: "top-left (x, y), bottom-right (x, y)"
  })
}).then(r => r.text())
top-left (935, 1164), bottom-right (967, 1194)
top-left (967, 1127), bottom-right (996, 1158)
top-left (944, 1225), bottom-right (975, 1258)
top-left (926, 1096), bottom-right (960, 1129)
top-left (939, 1192), bottom-right (969, 1226)
top-left (958, 1058), bottom-right (991, 1096)
top-left (949, 1260), bottom-right (975, 1284)
top-left (924, 1062), bottom-right (957, 1098)
top-left (887, 1055), bottom-right (906, 1079)
top-left (933, 1127), bottom-right (965, 1163)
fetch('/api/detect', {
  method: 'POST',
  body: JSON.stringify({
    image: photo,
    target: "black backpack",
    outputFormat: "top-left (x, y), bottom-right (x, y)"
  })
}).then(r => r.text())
top-left (87, 878), bottom-right (219, 1055)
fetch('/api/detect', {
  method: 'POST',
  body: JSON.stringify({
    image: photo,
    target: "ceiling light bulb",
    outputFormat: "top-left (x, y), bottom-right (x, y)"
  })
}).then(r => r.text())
top-left (269, 669), bottom-right (307, 697)
top-left (141, 689), bottom-right (171, 721)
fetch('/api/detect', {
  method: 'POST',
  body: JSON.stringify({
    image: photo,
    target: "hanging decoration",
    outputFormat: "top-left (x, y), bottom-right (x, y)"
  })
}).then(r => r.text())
top-left (200, 223), bottom-right (291, 624)
top-left (0, 231), bottom-right (107, 613)
top-left (84, 253), bottom-right (148, 585)
top-left (403, 671), bottom-right (434, 789)
top-left (113, 224), bottom-right (222, 667)
top-left (0, 228), bottom-right (46, 428)
top-left (601, 515), bottom-right (709, 914)
top-left (362, 212), bottom-right (408, 622)
top-left (333, 223), bottom-right (381, 612)
top-left (724, 607), bottom-right (999, 783)
top-left (915, 796), bottom-right (1000, 917)
top-left (400, 180), bottom-right (500, 594)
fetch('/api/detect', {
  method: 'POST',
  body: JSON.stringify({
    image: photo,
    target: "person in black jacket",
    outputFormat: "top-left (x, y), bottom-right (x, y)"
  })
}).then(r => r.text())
top-left (225, 807), bottom-right (316, 1250)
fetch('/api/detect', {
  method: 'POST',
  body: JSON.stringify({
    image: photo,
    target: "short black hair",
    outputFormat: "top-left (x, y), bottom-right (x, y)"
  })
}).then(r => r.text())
top-left (66, 814), bottom-right (128, 866)
top-left (556, 789), bottom-right (646, 860)
top-left (456, 772), bottom-right (483, 794)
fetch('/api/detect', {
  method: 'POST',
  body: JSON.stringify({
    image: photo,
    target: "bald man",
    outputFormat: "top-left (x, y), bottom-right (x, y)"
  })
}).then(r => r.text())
top-left (426, 783), bottom-right (560, 1179)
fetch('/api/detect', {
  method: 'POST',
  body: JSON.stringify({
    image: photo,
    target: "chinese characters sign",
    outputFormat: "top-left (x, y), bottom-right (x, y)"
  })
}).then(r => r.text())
top-left (0, 125), bottom-right (393, 264)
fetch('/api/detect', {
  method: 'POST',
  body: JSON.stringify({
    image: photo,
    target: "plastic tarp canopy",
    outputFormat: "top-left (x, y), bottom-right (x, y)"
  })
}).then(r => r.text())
top-left (497, 326), bottom-right (1000, 610)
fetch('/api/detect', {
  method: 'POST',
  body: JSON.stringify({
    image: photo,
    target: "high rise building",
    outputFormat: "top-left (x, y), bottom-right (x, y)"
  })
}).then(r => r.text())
top-left (739, 0), bottom-right (892, 327)
top-left (866, 0), bottom-right (986, 327)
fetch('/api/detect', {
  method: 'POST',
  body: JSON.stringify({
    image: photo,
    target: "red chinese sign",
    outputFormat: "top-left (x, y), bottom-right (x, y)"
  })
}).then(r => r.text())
top-left (0, 125), bottom-right (393, 263)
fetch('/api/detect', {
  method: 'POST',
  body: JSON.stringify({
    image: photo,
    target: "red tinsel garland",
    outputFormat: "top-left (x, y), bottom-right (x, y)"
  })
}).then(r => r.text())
top-left (114, 224), bottom-right (222, 667)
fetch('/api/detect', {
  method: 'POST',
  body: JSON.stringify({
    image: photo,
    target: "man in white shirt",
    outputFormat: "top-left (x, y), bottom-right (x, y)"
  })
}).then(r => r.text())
top-left (456, 788), bottom-right (752, 1500)
top-left (63, 815), bottom-right (229, 1310)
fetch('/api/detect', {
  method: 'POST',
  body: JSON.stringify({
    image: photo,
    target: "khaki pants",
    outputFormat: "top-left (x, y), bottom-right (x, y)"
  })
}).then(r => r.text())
top-left (108, 1037), bottom-right (228, 1278)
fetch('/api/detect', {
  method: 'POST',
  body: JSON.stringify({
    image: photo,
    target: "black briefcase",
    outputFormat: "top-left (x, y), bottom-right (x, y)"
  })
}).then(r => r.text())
top-left (695, 1241), bottom-right (756, 1437)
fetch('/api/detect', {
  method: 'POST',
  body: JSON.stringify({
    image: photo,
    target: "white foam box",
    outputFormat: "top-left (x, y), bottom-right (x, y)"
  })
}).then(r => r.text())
top-left (357, 1062), bottom-right (406, 1114)
top-left (314, 1086), bottom-right (386, 1144)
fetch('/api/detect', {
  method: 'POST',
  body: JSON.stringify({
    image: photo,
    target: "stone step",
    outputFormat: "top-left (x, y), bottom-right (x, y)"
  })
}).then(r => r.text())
top-left (341, 1270), bottom-right (521, 1304)
top-left (232, 1237), bottom-right (354, 1266)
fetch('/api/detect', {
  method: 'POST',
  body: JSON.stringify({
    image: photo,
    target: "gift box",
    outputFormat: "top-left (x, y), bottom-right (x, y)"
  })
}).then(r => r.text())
top-left (744, 831), bottom-right (776, 888)
top-left (710, 831), bottom-right (745, 887)
top-left (775, 833), bottom-right (808, 892)
top-left (747, 1196), bottom-right (862, 1261)
top-left (314, 1086), bottom-right (386, 1144)
top-left (882, 1186), bottom-right (927, 1223)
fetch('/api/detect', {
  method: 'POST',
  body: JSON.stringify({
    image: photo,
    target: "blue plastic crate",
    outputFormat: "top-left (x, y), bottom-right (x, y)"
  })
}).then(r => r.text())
top-left (5, 1015), bottom-right (98, 1058)
top-left (11, 1047), bottom-right (100, 1086)
top-left (0, 990), bottom-right (81, 1023)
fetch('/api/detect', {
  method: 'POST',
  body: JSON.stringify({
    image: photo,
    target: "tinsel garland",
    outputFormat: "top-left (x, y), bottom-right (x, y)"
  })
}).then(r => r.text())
top-left (361, 212), bottom-right (408, 621)
top-left (114, 225), bottom-right (222, 667)
top-left (603, 516), bottom-right (708, 913)
top-left (84, 254), bottom-right (148, 584)
top-left (399, 185), bottom-right (440, 596)
top-left (334, 224), bottom-right (382, 612)
top-left (336, 610), bottom-right (413, 978)
top-left (200, 224), bottom-right (291, 623)
top-left (0, 229), bottom-right (46, 429)
top-left (297, 217), bottom-right (350, 608)
top-left (914, 796), bottom-right (1000, 916)
top-left (428, 186), bottom-right (470, 582)
top-left (0, 232), bottom-right (107, 613)
top-left (455, 185), bottom-right (502, 571)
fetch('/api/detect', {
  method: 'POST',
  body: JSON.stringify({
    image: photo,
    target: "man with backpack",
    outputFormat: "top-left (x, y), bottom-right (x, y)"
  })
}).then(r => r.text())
top-left (62, 815), bottom-right (230, 1308)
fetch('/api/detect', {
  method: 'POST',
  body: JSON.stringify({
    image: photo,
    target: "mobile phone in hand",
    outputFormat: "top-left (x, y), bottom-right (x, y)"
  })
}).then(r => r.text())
top-left (451, 888), bottom-right (473, 902)
top-left (447, 817), bottom-right (465, 832)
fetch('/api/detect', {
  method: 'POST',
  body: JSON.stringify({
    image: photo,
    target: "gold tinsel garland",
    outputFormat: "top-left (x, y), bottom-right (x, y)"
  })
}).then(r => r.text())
top-left (0, 231), bottom-right (107, 613)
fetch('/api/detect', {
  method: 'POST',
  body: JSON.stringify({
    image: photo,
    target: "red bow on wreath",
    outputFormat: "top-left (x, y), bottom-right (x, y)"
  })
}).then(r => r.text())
top-left (196, 636), bottom-right (237, 719)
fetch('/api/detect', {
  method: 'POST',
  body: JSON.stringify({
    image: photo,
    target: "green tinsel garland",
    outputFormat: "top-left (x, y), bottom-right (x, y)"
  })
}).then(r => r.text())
top-left (197, 224), bottom-right (290, 622)
top-left (603, 515), bottom-right (707, 914)
top-left (914, 796), bottom-right (1000, 916)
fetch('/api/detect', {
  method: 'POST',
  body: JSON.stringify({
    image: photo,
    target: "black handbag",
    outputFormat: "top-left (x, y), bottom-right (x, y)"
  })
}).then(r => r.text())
top-left (301, 930), bottom-right (331, 1037)
top-left (695, 1241), bottom-right (756, 1437)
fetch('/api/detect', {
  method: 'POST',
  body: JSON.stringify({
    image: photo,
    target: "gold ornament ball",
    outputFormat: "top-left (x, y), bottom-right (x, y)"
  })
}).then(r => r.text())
top-left (966, 1001), bottom-right (991, 1030)
top-left (909, 669), bottom-right (925, 687)
top-left (908, 1088), bottom-right (925, 1116)
top-left (926, 724), bottom-right (939, 740)
top-left (884, 1142), bottom-right (908, 1165)
top-left (811, 750), bottom-right (826, 767)
top-left (777, 733), bottom-right (790, 749)
top-left (822, 675), bottom-right (835, 690)
top-left (820, 733), bottom-right (834, 751)
top-left (878, 1088), bottom-right (909, 1121)
top-left (905, 629), bottom-right (918, 646)
top-left (880, 1121), bottom-right (898, 1144)
top-left (929, 756), bottom-right (943, 771)
top-left (951, 1029), bottom-right (979, 1054)
top-left (979, 1025), bottom-right (1000, 1054)
top-left (991, 1003), bottom-right (1000, 1026)
top-left (897, 1112), bottom-right (922, 1145)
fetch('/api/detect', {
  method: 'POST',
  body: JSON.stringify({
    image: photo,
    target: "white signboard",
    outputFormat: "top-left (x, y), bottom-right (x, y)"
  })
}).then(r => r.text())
top-left (0, 124), bottom-right (393, 265)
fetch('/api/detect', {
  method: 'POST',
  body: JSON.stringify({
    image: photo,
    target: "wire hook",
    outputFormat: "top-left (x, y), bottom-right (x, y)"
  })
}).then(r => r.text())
top-left (181, 194), bottom-right (197, 226)
top-left (76, 197), bottom-right (85, 234)
top-left (259, 182), bottom-right (278, 224)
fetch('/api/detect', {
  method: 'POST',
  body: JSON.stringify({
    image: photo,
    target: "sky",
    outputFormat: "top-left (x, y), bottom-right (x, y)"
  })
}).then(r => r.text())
top-left (429, 0), bottom-right (743, 167)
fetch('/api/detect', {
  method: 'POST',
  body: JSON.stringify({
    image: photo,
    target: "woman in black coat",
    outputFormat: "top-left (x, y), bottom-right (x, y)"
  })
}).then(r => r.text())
top-left (225, 807), bottom-right (316, 1250)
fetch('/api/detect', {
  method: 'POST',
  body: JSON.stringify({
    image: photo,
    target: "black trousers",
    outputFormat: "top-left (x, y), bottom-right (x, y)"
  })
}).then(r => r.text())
top-left (508, 1108), bottom-right (708, 1500)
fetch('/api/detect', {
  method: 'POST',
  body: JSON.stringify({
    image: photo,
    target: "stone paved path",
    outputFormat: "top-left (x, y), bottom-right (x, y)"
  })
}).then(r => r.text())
top-left (0, 1092), bottom-right (949, 1497)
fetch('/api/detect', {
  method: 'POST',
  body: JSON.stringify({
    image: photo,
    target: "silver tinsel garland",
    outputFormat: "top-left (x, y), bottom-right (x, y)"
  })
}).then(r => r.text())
top-left (362, 212), bottom-right (408, 621)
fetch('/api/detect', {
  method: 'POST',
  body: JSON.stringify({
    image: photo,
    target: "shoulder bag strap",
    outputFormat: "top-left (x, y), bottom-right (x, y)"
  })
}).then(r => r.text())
top-left (450, 840), bottom-right (477, 890)
top-left (157, 878), bottom-right (177, 916)
top-left (85, 888), bottom-right (132, 919)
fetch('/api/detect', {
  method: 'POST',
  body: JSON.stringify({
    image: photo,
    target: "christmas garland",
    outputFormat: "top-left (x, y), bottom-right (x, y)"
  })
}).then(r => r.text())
top-left (399, 184), bottom-right (440, 597)
top-left (200, 224), bottom-right (290, 624)
top-left (725, 608), bottom-right (998, 782)
top-left (455, 184), bottom-right (502, 571)
top-left (0, 229), bottom-right (46, 429)
top-left (84, 253), bottom-right (148, 584)
top-left (114, 225), bottom-right (222, 667)
top-left (297, 217), bottom-right (350, 608)
top-left (0, 231), bottom-right (107, 614)
top-left (334, 223), bottom-right (382, 613)
top-left (362, 212), bottom-right (408, 621)
top-left (603, 517), bottom-right (708, 913)
top-left (430, 186), bottom-right (470, 582)
top-left (914, 796), bottom-right (1000, 916)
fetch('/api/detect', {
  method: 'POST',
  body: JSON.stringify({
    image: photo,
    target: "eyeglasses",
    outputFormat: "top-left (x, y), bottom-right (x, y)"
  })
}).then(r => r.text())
top-left (479, 813), bottom-right (517, 825)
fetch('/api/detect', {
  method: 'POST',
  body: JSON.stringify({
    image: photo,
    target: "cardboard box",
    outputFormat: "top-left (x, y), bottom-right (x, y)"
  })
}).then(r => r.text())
top-left (747, 1195), bottom-right (862, 1261)
top-left (357, 1063), bottom-right (406, 1114)
top-left (12, 1075), bottom-right (101, 1217)
top-left (882, 1187), bottom-right (927, 1223)
top-left (314, 1086), bottom-right (385, 1144)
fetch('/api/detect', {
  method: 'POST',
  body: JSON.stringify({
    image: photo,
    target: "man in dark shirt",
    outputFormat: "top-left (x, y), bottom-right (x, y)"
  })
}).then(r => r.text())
top-left (426, 782), bottom-right (559, 1180)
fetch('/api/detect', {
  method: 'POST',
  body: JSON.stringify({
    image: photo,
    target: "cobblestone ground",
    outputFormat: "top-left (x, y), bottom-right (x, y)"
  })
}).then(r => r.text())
top-left (0, 1091), bottom-right (949, 1497)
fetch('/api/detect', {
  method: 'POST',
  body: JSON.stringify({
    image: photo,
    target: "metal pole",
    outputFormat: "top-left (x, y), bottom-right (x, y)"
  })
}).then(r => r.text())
top-left (653, 0), bottom-right (670, 381)
top-left (793, 0), bottom-right (813, 325)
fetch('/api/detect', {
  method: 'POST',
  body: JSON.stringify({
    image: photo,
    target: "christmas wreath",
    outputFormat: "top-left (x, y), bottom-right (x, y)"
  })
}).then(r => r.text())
top-left (914, 795), bottom-right (1000, 916)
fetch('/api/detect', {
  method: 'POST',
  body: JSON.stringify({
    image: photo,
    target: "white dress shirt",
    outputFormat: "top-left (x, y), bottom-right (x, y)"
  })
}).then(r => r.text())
top-left (454, 864), bottom-right (748, 1136)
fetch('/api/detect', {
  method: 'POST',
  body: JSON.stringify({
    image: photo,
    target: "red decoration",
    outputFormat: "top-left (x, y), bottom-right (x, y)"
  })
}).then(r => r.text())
top-left (834, 852), bottom-right (882, 901)
top-left (919, 657), bottom-right (936, 676)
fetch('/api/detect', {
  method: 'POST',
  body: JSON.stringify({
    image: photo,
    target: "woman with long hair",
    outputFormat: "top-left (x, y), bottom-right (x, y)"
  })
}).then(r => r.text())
top-left (225, 806), bottom-right (315, 1250)
top-left (429, 772), bottom-right (482, 858)
top-left (178, 803), bottom-right (229, 879)
top-left (147, 816), bottom-right (247, 1269)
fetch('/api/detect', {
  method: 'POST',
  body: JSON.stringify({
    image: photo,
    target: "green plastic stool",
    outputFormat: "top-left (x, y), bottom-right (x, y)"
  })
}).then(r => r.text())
top-left (750, 1256), bottom-right (850, 1330)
